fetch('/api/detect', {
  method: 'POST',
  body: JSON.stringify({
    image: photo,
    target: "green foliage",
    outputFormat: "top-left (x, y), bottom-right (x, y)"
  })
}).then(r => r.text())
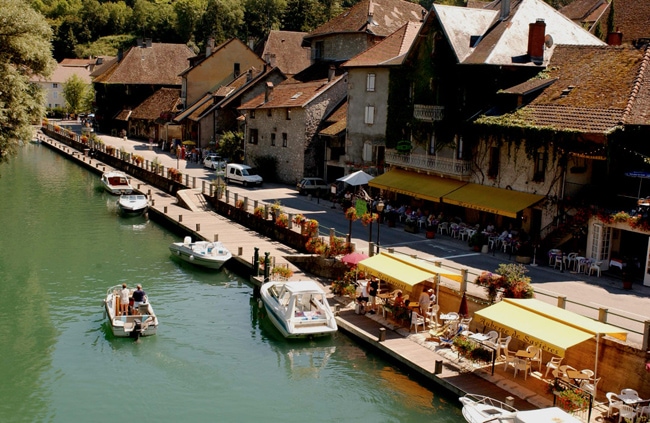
top-left (62, 74), bottom-right (93, 114)
top-left (217, 131), bottom-right (243, 162)
top-left (0, 0), bottom-right (55, 167)
top-left (243, 0), bottom-right (287, 41)
top-left (475, 264), bottom-right (534, 303)
top-left (74, 35), bottom-right (136, 58)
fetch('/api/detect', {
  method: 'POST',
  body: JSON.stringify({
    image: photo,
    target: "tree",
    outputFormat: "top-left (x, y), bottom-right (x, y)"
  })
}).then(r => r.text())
top-left (62, 74), bottom-right (94, 115)
top-left (174, 0), bottom-right (207, 43)
top-left (218, 131), bottom-right (244, 162)
top-left (0, 0), bottom-right (55, 166)
top-left (282, 0), bottom-right (326, 32)
top-left (243, 0), bottom-right (287, 42)
top-left (195, 0), bottom-right (244, 46)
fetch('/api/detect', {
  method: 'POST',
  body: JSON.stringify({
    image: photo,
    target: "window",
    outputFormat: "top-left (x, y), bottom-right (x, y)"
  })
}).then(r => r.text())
top-left (286, 109), bottom-right (291, 120)
top-left (250, 110), bottom-right (255, 119)
top-left (282, 133), bottom-right (287, 147)
top-left (488, 147), bottom-right (499, 178)
top-left (267, 108), bottom-right (272, 117)
top-left (52, 83), bottom-right (58, 88)
top-left (314, 41), bottom-right (324, 60)
top-left (456, 135), bottom-right (464, 159)
top-left (366, 73), bottom-right (376, 92)
top-left (234, 63), bottom-right (240, 77)
top-left (364, 106), bottom-right (375, 124)
top-left (533, 152), bottom-right (547, 182)
top-left (53, 92), bottom-right (58, 99)
top-left (249, 128), bottom-right (258, 145)
top-left (271, 133), bottom-right (276, 146)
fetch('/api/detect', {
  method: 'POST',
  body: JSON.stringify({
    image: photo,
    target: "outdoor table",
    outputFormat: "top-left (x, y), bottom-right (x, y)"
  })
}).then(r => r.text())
top-left (469, 333), bottom-right (491, 342)
top-left (516, 350), bottom-right (535, 359)
top-left (618, 392), bottom-right (645, 407)
top-left (440, 313), bottom-right (459, 322)
top-left (407, 302), bottom-right (420, 310)
top-left (565, 370), bottom-right (591, 384)
top-left (377, 293), bottom-right (392, 304)
top-left (610, 259), bottom-right (624, 270)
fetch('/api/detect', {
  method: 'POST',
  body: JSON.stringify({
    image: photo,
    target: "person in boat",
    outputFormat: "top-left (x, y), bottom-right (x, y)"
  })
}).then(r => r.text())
top-left (119, 283), bottom-right (130, 316)
top-left (132, 284), bottom-right (146, 312)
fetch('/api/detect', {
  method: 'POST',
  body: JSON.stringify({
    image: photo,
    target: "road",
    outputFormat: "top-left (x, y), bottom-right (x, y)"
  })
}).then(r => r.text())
top-left (53, 121), bottom-right (650, 346)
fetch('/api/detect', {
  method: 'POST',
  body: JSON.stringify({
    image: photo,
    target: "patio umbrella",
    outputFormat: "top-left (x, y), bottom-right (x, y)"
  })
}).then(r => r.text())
top-left (458, 292), bottom-right (469, 317)
top-left (341, 252), bottom-right (369, 266)
top-left (337, 170), bottom-right (374, 186)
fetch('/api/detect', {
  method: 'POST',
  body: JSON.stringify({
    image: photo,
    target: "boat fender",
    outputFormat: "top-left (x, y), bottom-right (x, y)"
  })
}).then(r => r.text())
top-left (176, 250), bottom-right (181, 256)
top-left (189, 255), bottom-right (194, 261)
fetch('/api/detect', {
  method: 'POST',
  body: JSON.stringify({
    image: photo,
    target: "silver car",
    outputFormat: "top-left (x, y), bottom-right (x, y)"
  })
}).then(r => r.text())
top-left (296, 177), bottom-right (328, 195)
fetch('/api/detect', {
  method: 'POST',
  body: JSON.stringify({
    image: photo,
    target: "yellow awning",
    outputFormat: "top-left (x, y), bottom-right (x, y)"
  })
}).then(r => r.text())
top-left (357, 252), bottom-right (462, 292)
top-left (442, 183), bottom-right (544, 218)
top-left (369, 169), bottom-right (466, 203)
top-left (474, 299), bottom-right (627, 357)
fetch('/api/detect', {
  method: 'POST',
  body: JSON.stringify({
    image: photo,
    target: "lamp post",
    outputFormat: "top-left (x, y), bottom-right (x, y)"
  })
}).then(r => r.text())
top-left (376, 200), bottom-right (384, 254)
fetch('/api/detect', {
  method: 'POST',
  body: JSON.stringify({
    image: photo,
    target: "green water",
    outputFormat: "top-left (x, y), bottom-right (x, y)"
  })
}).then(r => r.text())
top-left (0, 143), bottom-right (464, 423)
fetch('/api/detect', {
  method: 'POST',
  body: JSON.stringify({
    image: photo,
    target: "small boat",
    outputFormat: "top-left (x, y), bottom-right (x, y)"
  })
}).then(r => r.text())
top-left (515, 407), bottom-right (582, 423)
top-left (459, 394), bottom-right (518, 423)
top-left (103, 285), bottom-right (158, 339)
top-left (117, 194), bottom-right (149, 216)
top-left (101, 171), bottom-right (133, 195)
top-left (169, 236), bottom-right (232, 269)
top-left (260, 280), bottom-right (338, 339)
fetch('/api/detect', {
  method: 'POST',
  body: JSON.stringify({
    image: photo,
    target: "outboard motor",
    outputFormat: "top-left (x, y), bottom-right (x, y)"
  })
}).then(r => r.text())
top-left (131, 318), bottom-right (142, 341)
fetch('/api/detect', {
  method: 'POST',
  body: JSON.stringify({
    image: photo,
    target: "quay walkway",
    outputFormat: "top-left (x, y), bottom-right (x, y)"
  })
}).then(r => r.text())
top-left (35, 129), bottom-right (615, 422)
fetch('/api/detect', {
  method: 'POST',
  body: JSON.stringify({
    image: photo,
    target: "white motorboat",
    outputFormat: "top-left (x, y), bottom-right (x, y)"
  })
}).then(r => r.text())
top-left (260, 280), bottom-right (338, 339)
top-left (515, 407), bottom-right (582, 423)
top-left (459, 394), bottom-right (518, 423)
top-left (117, 194), bottom-right (149, 215)
top-left (169, 236), bottom-right (232, 269)
top-left (101, 171), bottom-right (133, 195)
top-left (103, 285), bottom-right (158, 339)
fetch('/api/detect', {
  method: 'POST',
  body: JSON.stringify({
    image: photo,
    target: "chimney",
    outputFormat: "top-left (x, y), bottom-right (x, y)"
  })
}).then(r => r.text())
top-left (500, 0), bottom-right (510, 21)
top-left (248, 37), bottom-right (255, 50)
top-left (246, 69), bottom-right (253, 82)
top-left (607, 28), bottom-right (623, 45)
top-left (145, 38), bottom-right (152, 48)
top-left (368, 1), bottom-right (375, 24)
top-left (206, 37), bottom-right (215, 56)
top-left (265, 81), bottom-right (274, 103)
top-left (528, 19), bottom-right (546, 64)
top-left (328, 65), bottom-right (335, 82)
top-left (117, 49), bottom-right (123, 62)
top-left (136, 38), bottom-right (143, 48)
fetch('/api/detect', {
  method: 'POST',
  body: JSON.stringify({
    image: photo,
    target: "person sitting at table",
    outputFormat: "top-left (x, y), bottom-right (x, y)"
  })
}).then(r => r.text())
top-left (393, 291), bottom-right (404, 307)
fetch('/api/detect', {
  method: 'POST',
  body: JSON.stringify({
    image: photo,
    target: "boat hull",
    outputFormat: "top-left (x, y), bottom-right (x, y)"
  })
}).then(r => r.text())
top-left (260, 281), bottom-right (338, 339)
top-left (103, 285), bottom-right (158, 338)
top-left (101, 171), bottom-right (133, 195)
top-left (117, 195), bottom-right (149, 216)
top-left (169, 239), bottom-right (231, 270)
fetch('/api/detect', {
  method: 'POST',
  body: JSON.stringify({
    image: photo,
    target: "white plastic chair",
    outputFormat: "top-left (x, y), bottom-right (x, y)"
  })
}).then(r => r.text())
top-left (513, 358), bottom-right (531, 379)
top-left (621, 388), bottom-right (639, 397)
top-left (526, 345), bottom-right (542, 372)
top-left (497, 335), bottom-right (512, 358)
top-left (485, 330), bottom-right (499, 344)
top-left (545, 356), bottom-right (563, 378)
top-left (437, 222), bottom-right (449, 235)
top-left (589, 261), bottom-right (603, 277)
top-left (580, 377), bottom-right (600, 396)
top-left (410, 311), bottom-right (426, 333)
top-left (426, 304), bottom-right (439, 328)
top-left (637, 405), bottom-right (650, 422)
top-left (501, 348), bottom-right (517, 371)
top-left (606, 392), bottom-right (623, 417)
top-left (580, 369), bottom-right (595, 380)
top-left (450, 223), bottom-right (460, 238)
top-left (618, 404), bottom-right (636, 423)
top-left (566, 252), bottom-right (578, 269)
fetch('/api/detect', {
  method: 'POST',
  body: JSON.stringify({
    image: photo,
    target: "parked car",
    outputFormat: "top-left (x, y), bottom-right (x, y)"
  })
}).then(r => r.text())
top-left (296, 177), bottom-right (328, 195)
top-left (225, 163), bottom-right (263, 187)
top-left (203, 154), bottom-right (226, 170)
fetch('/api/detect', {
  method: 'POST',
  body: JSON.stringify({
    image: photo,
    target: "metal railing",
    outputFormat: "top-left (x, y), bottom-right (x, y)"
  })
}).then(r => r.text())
top-left (385, 150), bottom-right (472, 177)
top-left (413, 104), bottom-right (445, 122)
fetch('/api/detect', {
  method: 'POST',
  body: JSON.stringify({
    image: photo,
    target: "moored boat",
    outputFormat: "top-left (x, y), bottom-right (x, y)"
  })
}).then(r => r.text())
top-left (169, 236), bottom-right (232, 269)
top-left (117, 194), bottom-right (149, 216)
top-left (260, 280), bottom-right (338, 339)
top-left (459, 394), bottom-right (518, 423)
top-left (103, 285), bottom-right (158, 339)
top-left (101, 170), bottom-right (133, 195)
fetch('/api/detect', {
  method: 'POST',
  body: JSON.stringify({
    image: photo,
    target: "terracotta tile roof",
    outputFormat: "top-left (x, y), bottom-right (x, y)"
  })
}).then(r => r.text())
top-left (467, 0), bottom-right (491, 8)
top-left (559, 0), bottom-right (606, 22)
top-left (238, 75), bottom-right (345, 110)
top-left (319, 101), bottom-right (347, 136)
top-left (175, 92), bottom-right (213, 122)
top-left (306, 0), bottom-right (425, 39)
top-left (130, 88), bottom-right (182, 120)
top-left (258, 31), bottom-right (311, 75)
top-left (90, 57), bottom-right (117, 78)
top-left (114, 110), bottom-right (132, 121)
top-left (500, 77), bottom-right (558, 95)
top-left (93, 43), bottom-right (194, 85)
top-left (343, 21), bottom-right (421, 67)
top-left (188, 99), bottom-right (214, 121)
top-left (60, 58), bottom-right (95, 67)
top-left (31, 64), bottom-right (92, 84)
top-left (611, 0), bottom-right (650, 45)
top-left (484, 45), bottom-right (650, 132)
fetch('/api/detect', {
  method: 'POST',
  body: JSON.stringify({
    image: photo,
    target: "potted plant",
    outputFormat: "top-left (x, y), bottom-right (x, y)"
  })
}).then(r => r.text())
top-left (386, 210), bottom-right (398, 227)
top-left (275, 213), bottom-right (289, 228)
top-left (404, 217), bottom-right (418, 233)
top-left (425, 224), bottom-right (436, 239)
top-left (468, 232), bottom-right (488, 252)
top-left (254, 206), bottom-right (265, 218)
top-left (515, 241), bottom-right (534, 264)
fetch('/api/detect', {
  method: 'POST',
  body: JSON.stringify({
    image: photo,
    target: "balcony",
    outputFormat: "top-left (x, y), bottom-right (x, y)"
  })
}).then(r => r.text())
top-left (413, 104), bottom-right (445, 122)
top-left (385, 150), bottom-right (472, 177)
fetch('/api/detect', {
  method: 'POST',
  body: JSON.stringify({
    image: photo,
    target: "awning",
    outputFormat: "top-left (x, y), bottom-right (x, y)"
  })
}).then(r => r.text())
top-left (369, 169), bottom-right (466, 203)
top-left (357, 252), bottom-right (462, 292)
top-left (442, 183), bottom-right (544, 218)
top-left (474, 298), bottom-right (627, 357)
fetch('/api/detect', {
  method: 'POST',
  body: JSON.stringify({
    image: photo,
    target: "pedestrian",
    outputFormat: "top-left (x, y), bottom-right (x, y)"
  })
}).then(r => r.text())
top-left (368, 277), bottom-right (379, 314)
top-left (419, 288), bottom-right (431, 316)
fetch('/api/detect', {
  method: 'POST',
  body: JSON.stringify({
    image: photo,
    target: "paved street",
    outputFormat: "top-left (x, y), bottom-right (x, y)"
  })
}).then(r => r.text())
top-left (55, 121), bottom-right (650, 346)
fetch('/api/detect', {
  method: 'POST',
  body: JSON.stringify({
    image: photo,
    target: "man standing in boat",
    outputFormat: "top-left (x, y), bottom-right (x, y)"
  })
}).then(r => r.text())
top-left (133, 284), bottom-right (146, 312)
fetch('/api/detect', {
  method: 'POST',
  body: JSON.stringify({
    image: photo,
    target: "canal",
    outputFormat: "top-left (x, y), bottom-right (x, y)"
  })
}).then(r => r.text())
top-left (0, 143), bottom-right (464, 423)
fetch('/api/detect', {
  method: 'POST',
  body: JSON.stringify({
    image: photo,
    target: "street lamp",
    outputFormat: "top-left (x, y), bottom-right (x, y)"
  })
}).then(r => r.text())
top-left (376, 200), bottom-right (384, 254)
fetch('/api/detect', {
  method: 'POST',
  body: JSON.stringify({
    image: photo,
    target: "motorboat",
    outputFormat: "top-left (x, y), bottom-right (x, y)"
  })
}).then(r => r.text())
top-left (103, 285), bottom-right (158, 339)
top-left (459, 394), bottom-right (518, 423)
top-left (515, 407), bottom-right (582, 423)
top-left (117, 194), bottom-right (149, 216)
top-left (101, 171), bottom-right (133, 195)
top-left (259, 280), bottom-right (338, 339)
top-left (169, 236), bottom-right (232, 269)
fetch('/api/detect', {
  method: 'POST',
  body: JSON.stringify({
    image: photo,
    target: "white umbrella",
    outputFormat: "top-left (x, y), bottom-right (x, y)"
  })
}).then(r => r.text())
top-left (337, 170), bottom-right (374, 186)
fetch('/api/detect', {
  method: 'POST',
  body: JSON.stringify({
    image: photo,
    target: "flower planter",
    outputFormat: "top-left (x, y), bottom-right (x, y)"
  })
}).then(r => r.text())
top-left (404, 225), bottom-right (418, 234)
top-left (425, 230), bottom-right (435, 239)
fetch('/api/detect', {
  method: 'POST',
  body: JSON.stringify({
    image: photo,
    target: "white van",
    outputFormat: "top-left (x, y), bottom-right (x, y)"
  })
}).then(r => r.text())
top-left (225, 163), bottom-right (263, 187)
